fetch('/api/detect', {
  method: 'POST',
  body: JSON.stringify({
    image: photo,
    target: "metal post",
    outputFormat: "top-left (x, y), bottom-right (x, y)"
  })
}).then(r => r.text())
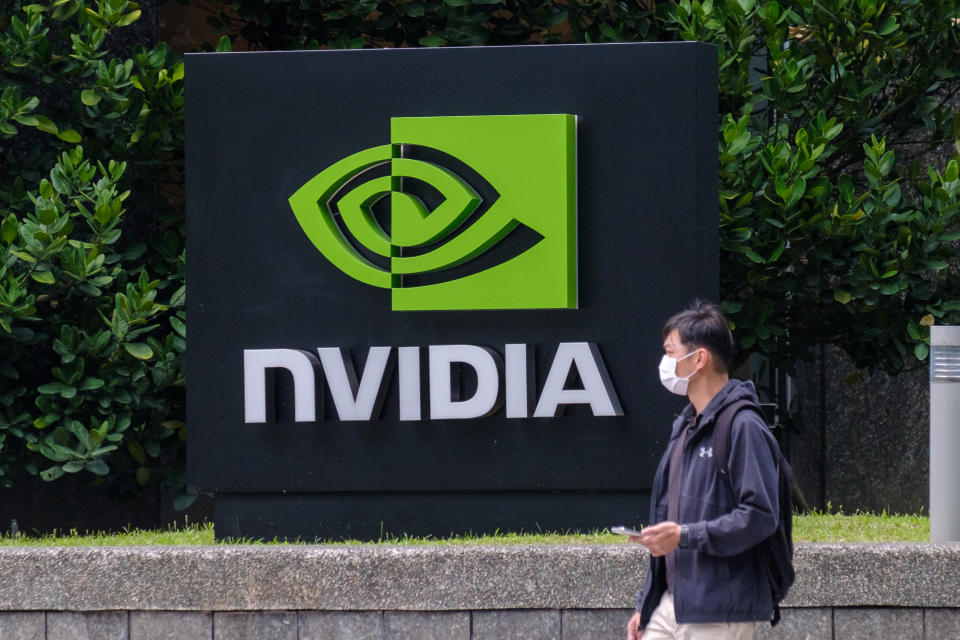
top-left (930, 326), bottom-right (960, 542)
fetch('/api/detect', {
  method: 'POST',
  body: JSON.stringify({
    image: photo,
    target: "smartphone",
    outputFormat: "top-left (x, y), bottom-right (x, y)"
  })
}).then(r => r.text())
top-left (610, 525), bottom-right (642, 537)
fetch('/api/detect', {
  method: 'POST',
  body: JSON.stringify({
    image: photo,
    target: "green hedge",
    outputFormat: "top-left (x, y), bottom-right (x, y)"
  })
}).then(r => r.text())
top-left (0, 0), bottom-right (186, 496)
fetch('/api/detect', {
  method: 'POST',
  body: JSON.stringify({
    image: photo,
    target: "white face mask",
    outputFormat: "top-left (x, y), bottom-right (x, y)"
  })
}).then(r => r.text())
top-left (658, 349), bottom-right (699, 396)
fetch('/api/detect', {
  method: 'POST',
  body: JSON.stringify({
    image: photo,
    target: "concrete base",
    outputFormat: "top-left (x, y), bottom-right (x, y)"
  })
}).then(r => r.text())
top-left (0, 543), bottom-right (956, 639)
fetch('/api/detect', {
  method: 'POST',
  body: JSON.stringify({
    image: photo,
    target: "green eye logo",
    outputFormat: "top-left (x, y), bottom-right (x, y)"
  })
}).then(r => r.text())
top-left (289, 114), bottom-right (577, 310)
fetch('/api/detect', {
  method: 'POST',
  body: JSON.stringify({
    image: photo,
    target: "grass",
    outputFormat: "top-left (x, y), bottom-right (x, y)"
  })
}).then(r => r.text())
top-left (0, 512), bottom-right (930, 547)
top-left (791, 511), bottom-right (928, 543)
top-left (0, 522), bottom-right (219, 547)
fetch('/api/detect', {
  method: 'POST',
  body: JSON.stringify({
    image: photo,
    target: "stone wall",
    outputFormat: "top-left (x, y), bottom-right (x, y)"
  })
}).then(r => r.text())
top-left (792, 346), bottom-right (930, 514)
top-left (0, 544), bottom-right (956, 639)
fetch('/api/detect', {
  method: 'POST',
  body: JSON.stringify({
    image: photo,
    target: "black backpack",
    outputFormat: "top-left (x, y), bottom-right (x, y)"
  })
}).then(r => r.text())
top-left (712, 399), bottom-right (796, 627)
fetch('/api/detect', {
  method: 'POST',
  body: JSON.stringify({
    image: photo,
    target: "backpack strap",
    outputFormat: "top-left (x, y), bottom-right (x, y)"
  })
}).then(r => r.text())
top-left (712, 398), bottom-right (795, 629)
top-left (712, 399), bottom-right (763, 478)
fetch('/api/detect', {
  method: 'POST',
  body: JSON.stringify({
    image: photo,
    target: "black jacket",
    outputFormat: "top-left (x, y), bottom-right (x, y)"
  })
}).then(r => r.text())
top-left (636, 379), bottom-right (780, 625)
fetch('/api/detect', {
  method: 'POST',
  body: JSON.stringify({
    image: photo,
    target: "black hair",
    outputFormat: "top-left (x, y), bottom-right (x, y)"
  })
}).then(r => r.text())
top-left (662, 299), bottom-right (735, 372)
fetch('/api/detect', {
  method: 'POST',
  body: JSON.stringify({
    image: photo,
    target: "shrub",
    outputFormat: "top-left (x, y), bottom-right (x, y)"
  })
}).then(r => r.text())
top-left (199, 0), bottom-right (661, 50)
top-left (0, 0), bottom-right (186, 494)
top-left (676, 0), bottom-right (960, 376)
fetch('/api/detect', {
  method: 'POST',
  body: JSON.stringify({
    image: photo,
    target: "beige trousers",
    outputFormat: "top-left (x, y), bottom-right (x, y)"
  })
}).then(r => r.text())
top-left (642, 594), bottom-right (761, 640)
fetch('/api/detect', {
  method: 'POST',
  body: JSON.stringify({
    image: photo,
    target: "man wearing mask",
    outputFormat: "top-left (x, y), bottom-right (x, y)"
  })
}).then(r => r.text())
top-left (626, 300), bottom-right (780, 640)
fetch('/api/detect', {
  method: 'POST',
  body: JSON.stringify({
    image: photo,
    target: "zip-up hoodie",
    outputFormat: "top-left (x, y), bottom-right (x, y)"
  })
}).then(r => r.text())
top-left (635, 379), bottom-right (780, 626)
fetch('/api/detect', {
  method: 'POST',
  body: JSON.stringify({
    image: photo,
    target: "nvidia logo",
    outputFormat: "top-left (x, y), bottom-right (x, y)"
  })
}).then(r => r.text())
top-left (289, 114), bottom-right (577, 310)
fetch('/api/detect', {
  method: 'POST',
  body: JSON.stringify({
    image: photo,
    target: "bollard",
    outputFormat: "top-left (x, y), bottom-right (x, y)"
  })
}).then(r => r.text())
top-left (930, 326), bottom-right (960, 542)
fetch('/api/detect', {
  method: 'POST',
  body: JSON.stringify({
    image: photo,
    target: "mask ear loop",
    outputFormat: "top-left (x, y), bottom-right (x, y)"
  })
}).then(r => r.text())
top-left (684, 347), bottom-right (705, 379)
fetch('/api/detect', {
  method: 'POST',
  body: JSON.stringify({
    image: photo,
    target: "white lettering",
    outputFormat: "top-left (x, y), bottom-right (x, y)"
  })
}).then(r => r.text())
top-left (429, 345), bottom-right (502, 420)
top-left (505, 343), bottom-right (532, 418)
top-left (243, 349), bottom-right (319, 423)
top-left (533, 342), bottom-right (623, 418)
top-left (242, 342), bottom-right (623, 423)
top-left (398, 346), bottom-right (421, 421)
top-left (316, 347), bottom-right (392, 421)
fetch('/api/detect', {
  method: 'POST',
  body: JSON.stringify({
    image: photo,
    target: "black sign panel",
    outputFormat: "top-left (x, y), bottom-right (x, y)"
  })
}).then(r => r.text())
top-left (186, 43), bottom-right (717, 539)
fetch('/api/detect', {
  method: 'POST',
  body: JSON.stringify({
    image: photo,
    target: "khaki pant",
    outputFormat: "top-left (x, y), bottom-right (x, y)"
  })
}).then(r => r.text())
top-left (642, 593), bottom-right (761, 640)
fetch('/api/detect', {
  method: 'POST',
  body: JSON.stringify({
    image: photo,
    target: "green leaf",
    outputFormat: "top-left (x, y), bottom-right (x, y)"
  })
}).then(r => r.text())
top-left (833, 289), bottom-right (852, 304)
top-left (81, 90), bottom-right (101, 107)
top-left (57, 129), bottom-right (81, 143)
top-left (169, 285), bottom-right (186, 307)
top-left (40, 466), bottom-right (65, 482)
top-left (914, 343), bottom-right (929, 361)
top-left (116, 9), bottom-right (141, 26)
top-left (786, 178), bottom-right (806, 208)
top-left (78, 377), bottom-right (104, 391)
top-left (907, 323), bottom-right (921, 341)
top-left (39, 441), bottom-right (76, 463)
top-left (744, 248), bottom-right (766, 264)
top-left (1, 214), bottom-right (18, 244)
top-left (945, 160), bottom-right (959, 183)
top-left (37, 201), bottom-right (58, 224)
top-left (136, 466), bottom-right (150, 485)
top-left (31, 270), bottom-right (56, 284)
top-left (768, 240), bottom-right (786, 262)
top-left (128, 440), bottom-right (146, 465)
top-left (124, 342), bottom-right (154, 360)
top-left (85, 459), bottom-right (109, 475)
top-left (879, 281), bottom-right (899, 295)
top-left (216, 35), bottom-right (232, 52)
top-left (837, 174), bottom-right (853, 203)
top-left (883, 182), bottom-right (901, 207)
top-left (170, 316), bottom-right (186, 337)
top-left (876, 16), bottom-right (898, 36)
top-left (825, 123), bottom-right (843, 140)
top-left (38, 382), bottom-right (69, 394)
top-left (774, 175), bottom-right (790, 201)
top-left (33, 115), bottom-right (58, 134)
top-left (599, 24), bottom-right (619, 41)
top-left (62, 460), bottom-right (84, 473)
top-left (173, 493), bottom-right (199, 511)
top-left (400, 2), bottom-right (425, 16)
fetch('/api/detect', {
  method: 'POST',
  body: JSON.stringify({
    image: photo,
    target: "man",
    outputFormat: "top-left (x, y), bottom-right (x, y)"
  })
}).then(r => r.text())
top-left (626, 300), bottom-right (780, 640)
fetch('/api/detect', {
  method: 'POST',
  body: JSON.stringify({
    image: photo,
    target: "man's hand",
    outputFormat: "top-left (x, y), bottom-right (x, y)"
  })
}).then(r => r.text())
top-left (626, 611), bottom-right (643, 640)
top-left (637, 521), bottom-right (681, 557)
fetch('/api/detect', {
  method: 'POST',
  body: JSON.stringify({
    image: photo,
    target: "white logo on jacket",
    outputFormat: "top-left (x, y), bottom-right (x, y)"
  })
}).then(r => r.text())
top-left (699, 446), bottom-right (713, 458)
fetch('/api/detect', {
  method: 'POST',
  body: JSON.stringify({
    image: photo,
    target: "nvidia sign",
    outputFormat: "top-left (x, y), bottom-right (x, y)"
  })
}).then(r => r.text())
top-left (186, 43), bottom-right (717, 540)
top-left (289, 114), bottom-right (577, 310)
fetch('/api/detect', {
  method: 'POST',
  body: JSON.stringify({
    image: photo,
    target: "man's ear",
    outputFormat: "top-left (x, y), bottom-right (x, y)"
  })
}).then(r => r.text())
top-left (696, 348), bottom-right (712, 373)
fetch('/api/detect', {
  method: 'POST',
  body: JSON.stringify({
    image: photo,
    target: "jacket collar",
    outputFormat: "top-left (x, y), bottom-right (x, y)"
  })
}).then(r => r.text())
top-left (669, 379), bottom-right (760, 441)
